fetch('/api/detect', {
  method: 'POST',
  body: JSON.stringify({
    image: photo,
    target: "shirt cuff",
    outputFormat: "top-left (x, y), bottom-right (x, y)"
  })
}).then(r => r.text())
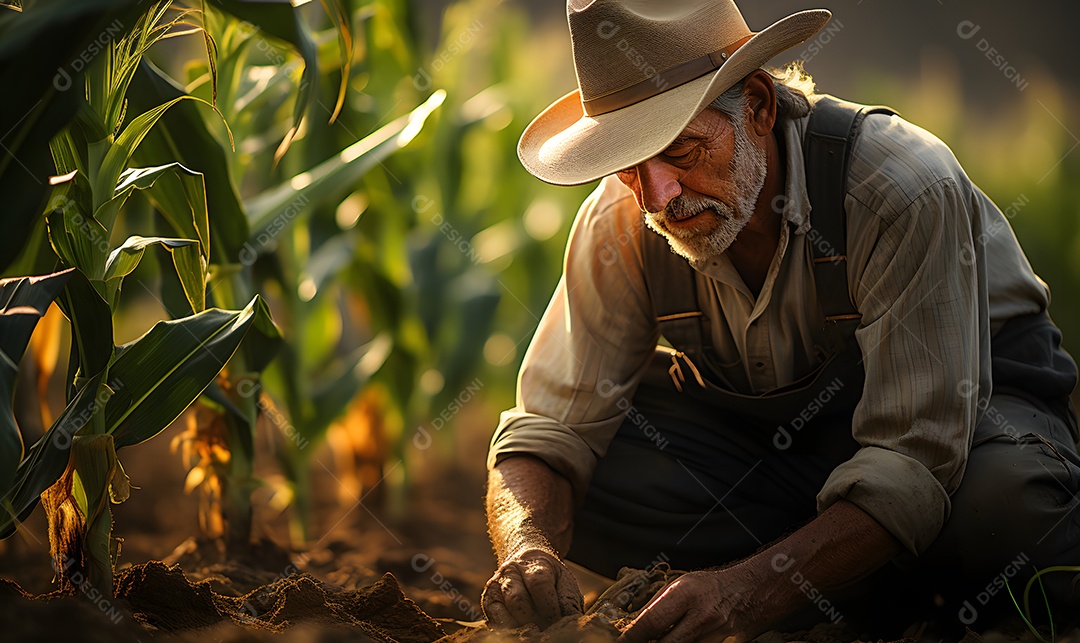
top-left (816, 446), bottom-right (953, 556)
top-left (487, 410), bottom-right (598, 507)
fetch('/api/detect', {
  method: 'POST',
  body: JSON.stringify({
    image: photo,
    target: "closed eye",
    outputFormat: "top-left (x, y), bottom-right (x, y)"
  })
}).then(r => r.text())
top-left (662, 138), bottom-right (692, 156)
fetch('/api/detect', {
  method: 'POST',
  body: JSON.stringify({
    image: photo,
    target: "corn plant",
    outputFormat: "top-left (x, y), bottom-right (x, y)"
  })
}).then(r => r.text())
top-left (168, 2), bottom-right (451, 542)
top-left (0, 0), bottom-right (288, 598)
top-left (124, 1), bottom-right (353, 551)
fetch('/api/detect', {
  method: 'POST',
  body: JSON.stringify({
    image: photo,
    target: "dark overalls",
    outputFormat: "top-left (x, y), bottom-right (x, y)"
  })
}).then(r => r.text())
top-left (565, 97), bottom-right (1080, 626)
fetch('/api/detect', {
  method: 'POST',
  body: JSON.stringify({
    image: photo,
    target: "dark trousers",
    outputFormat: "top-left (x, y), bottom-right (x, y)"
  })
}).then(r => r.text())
top-left (567, 313), bottom-right (1080, 628)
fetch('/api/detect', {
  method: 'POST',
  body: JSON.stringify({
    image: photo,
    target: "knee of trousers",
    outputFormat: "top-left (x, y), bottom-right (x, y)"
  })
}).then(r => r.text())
top-left (925, 432), bottom-right (1080, 594)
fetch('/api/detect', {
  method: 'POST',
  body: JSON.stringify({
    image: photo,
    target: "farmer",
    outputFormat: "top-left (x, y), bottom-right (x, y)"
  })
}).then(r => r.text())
top-left (482, 1), bottom-right (1080, 640)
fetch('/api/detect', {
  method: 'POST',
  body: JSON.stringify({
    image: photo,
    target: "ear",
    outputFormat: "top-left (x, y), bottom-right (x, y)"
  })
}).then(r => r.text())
top-left (742, 70), bottom-right (777, 137)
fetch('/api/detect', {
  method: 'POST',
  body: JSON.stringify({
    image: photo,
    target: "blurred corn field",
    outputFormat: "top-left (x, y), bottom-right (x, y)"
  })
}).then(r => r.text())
top-left (1, 0), bottom-right (1077, 603)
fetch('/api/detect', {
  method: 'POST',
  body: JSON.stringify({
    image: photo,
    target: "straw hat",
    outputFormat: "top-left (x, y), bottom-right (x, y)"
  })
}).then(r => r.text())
top-left (518, 1), bottom-right (831, 186)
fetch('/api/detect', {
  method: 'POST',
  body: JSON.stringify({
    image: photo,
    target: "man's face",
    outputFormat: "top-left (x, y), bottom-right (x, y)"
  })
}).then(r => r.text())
top-left (615, 105), bottom-right (768, 262)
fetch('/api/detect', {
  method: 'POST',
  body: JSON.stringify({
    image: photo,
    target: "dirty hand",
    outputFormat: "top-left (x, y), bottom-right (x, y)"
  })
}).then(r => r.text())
top-left (617, 568), bottom-right (766, 643)
top-left (482, 547), bottom-right (584, 629)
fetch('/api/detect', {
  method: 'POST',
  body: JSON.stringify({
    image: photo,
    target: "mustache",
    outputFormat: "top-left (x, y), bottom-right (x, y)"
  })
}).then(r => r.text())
top-left (651, 194), bottom-right (730, 222)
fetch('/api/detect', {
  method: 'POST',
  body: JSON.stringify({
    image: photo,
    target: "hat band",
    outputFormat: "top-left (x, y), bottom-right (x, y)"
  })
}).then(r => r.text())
top-left (581, 34), bottom-right (754, 117)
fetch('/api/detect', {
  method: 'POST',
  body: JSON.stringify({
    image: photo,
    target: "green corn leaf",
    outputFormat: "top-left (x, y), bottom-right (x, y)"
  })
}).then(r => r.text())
top-left (128, 62), bottom-right (248, 264)
top-left (93, 97), bottom-right (185, 215)
top-left (213, 0), bottom-right (322, 163)
top-left (316, 0), bottom-right (352, 124)
top-left (439, 272), bottom-right (500, 399)
top-left (109, 163), bottom-right (211, 264)
top-left (307, 333), bottom-right (392, 441)
top-left (245, 90), bottom-right (446, 243)
top-left (0, 269), bottom-right (74, 368)
top-left (103, 297), bottom-right (268, 448)
top-left (55, 270), bottom-right (113, 399)
top-left (69, 434), bottom-right (119, 523)
top-left (43, 175), bottom-right (111, 280)
top-left (240, 295), bottom-right (283, 374)
top-left (92, 94), bottom-right (227, 218)
top-left (49, 130), bottom-right (83, 178)
top-left (0, 269), bottom-right (75, 497)
top-left (103, 235), bottom-right (205, 313)
top-left (302, 233), bottom-right (356, 299)
top-left (0, 372), bottom-right (110, 540)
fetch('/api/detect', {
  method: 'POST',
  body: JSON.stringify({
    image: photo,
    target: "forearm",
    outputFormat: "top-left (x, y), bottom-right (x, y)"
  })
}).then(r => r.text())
top-left (486, 455), bottom-right (576, 564)
top-left (733, 499), bottom-right (902, 616)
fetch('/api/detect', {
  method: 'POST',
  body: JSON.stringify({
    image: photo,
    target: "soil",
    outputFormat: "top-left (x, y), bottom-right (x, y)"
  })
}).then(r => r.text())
top-left (1, 412), bottom-right (1077, 643)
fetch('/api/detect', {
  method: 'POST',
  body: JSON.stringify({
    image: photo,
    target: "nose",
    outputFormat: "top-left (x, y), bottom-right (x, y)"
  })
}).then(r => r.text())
top-left (636, 158), bottom-right (682, 214)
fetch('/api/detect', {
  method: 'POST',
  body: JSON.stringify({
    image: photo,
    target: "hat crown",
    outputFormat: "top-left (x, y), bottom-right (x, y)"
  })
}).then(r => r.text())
top-left (568, 0), bottom-right (752, 103)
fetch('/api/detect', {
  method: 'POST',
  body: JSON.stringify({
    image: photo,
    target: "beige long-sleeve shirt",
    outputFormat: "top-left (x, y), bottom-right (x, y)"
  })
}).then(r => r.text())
top-left (488, 108), bottom-right (1051, 556)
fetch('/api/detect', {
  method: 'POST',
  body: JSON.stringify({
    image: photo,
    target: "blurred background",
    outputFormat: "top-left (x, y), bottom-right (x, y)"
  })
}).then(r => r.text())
top-left (1, 0), bottom-right (1079, 619)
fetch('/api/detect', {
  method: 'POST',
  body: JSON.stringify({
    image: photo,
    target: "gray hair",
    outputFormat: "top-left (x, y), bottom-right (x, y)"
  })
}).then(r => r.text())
top-left (709, 61), bottom-right (815, 123)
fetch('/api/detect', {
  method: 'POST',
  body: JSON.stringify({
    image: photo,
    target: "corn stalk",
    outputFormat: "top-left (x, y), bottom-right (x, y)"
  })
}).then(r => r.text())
top-left (0, 1), bottom-right (281, 599)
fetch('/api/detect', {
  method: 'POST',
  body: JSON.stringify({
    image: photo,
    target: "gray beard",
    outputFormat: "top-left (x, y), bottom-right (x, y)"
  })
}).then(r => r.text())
top-left (643, 117), bottom-right (768, 263)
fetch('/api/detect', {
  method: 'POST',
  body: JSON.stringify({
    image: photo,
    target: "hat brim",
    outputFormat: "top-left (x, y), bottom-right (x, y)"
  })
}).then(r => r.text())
top-left (518, 9), bottom-right (832, 186)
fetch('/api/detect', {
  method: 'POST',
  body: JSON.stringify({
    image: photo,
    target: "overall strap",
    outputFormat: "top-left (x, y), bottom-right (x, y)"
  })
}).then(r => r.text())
top-left (640, 227), bottom-right (719, 390)
top-left (804, 95), bottom-right (897, 349)
top-left (640, 227), bottom-right (713, 355)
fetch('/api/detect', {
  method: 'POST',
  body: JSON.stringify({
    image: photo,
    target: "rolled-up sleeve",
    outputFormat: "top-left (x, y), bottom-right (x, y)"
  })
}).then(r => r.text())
top-left (817, 177), bottom-right (990, 555)
top-left (487, 178), bottom-right (659, 505)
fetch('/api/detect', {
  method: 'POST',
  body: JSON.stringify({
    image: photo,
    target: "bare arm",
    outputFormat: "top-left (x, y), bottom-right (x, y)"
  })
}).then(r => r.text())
top-left (620, 499), bottom-right (901, 643)
top-left (486, 455), bottom-right (575, 562)
top-left (482, 455), bottom-right (584, 628)
top-left (755, 498), bottom-right (902, 602)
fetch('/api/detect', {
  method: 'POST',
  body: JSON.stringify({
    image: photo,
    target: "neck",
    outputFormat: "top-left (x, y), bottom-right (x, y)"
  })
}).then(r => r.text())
top-left (726, 130), bottom-right (785, 295)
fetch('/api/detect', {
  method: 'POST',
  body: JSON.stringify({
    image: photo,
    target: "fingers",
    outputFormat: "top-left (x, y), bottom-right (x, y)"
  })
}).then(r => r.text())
top-left (481, 581), bottom-right (517, 628)
top-left (519, 557), bottom-right (564, 625)
top-left (499, 564), bottom-right (548, 626)
top-left (482, 551), bottom-right (584, 630)
top-left (617, 590), bottom-right (684, 643)
top-left (618, 579), bottom-right (701, 643)
top-left (554, 564), bottom-right (585, 616)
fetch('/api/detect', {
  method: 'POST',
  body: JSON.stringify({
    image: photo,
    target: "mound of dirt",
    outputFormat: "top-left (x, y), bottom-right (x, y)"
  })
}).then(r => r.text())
top-left (236, 570), bottom-right (445, 642)
top-left (116, 560), bottom-right (224, 630)
top-left (113, 560), bottom-right (445, 641)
